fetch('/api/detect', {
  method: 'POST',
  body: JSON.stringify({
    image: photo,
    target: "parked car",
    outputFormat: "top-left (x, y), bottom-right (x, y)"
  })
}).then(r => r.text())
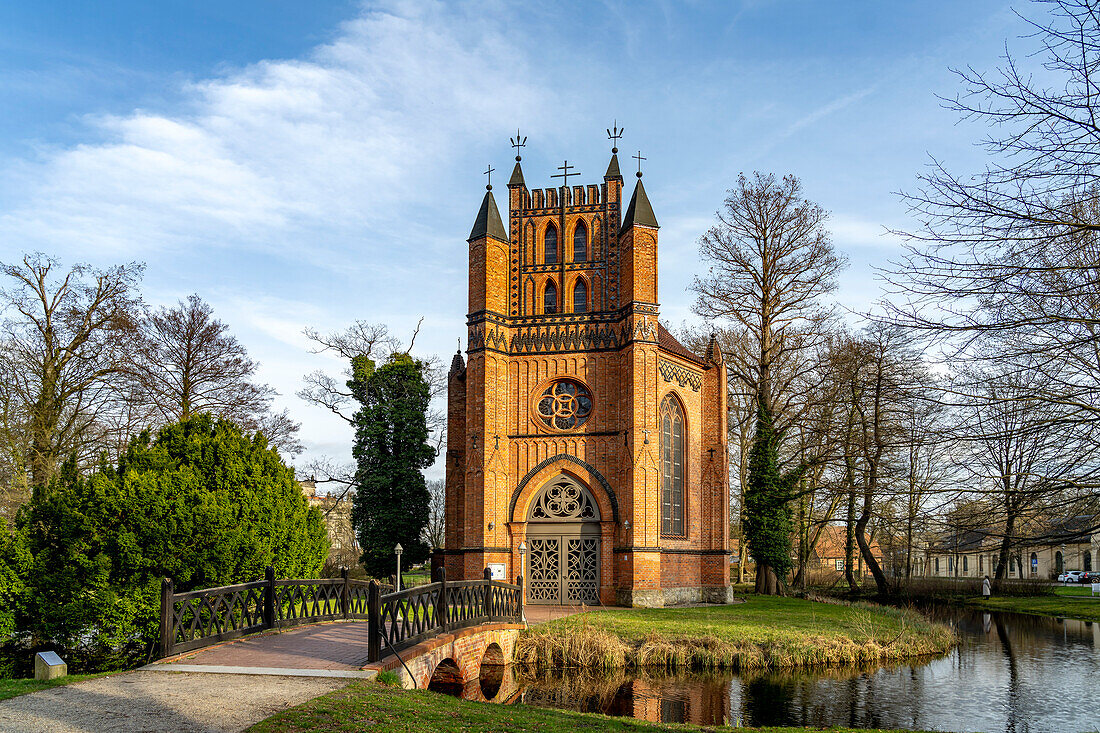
top-left (1081, 572), bottom-right (1100, 584)
top-left (1057, 570), bottom-right (1085, 583)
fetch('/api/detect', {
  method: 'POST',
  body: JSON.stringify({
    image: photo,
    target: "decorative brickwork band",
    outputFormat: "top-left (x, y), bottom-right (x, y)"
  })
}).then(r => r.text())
top-left (658, 358), bottom-right (702, 391)
top-left (509, 454), bottom-right (619, 523)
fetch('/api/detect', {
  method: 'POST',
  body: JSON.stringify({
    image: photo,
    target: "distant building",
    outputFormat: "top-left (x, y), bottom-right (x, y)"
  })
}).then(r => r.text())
top-left (921, 517), bottom-right (1098, 579)
top-left (806, 524), bottom-right (883, 578)
top-left (300, 480), bottom-right (358, 570)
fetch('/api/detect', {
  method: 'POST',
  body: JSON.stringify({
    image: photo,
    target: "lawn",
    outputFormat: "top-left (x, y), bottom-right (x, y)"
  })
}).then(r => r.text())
top-left (965, 585), bottom-right (1100, 622)
top-left (517, 596), bottom-right (955, 671)
top-left (247, 679), bottom-right (940, 733)
top-left (0, 672), bottom-right (112, 701)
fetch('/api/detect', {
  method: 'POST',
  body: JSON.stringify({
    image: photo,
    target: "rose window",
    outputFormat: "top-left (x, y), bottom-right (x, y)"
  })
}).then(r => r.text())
top-left (536, 379), bottom-right (593, 430)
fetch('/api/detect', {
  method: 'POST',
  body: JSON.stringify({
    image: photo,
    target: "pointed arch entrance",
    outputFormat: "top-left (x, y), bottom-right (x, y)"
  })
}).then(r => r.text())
top-left (525, 475), bottom-right (601, 605)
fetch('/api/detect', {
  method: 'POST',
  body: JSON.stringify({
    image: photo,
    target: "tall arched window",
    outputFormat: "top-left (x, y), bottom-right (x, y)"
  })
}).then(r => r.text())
top-left (1056, 550), bottom-right (1064, 574)
top-left (1030, 552), bottom-right (1038, 575)
top-left (573, 280), bottom-right (588, 313)
top-left (963, 555), bottom-right (968, 573)
top-left (660, 396), bottom-right (685, 536)
top-left (1085, 551), bottom-right (1092, 572)
top-left (544, 224), bottom-right (558, 264)
top-left (543, 280), bottom-right (557, 314)
top-left (573, 221), bottom-right (587, 262)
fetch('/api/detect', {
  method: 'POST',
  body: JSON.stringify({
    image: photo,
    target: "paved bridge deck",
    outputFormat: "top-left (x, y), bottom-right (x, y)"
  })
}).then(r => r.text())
top-left (148, 604), bottom-right (607, 676)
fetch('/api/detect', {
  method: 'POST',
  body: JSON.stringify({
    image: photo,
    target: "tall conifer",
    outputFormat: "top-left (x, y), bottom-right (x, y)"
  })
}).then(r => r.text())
top-left (348, 353), bottom-right (435, 577)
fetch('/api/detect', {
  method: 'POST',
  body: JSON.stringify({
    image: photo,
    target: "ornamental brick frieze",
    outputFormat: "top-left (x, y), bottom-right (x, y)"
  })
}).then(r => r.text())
top-left (511, 323), bottom-right (623, 353)
top-left (659, 358), bottom-right (702, 391)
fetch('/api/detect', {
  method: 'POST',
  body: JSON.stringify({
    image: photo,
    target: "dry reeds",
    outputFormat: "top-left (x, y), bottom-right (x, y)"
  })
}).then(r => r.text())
top-left (515, 605), bottom-right (955, 673)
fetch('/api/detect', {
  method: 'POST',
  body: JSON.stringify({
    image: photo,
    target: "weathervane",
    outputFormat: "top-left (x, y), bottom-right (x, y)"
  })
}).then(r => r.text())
top-left (483, 163), bottom-right (495, 191)
top-left (606, 120), bottom-right (624, 154)
top-left (510, 129), bottom-right (527, 161)
top-left (551, 160), bottom-right (578, 189)
top-left (633, 150), bottom-right (646, 178)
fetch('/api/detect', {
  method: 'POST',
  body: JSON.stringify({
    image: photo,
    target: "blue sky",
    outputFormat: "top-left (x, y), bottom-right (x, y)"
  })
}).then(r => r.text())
top-left (0, 0), bottom-right (1030, 475)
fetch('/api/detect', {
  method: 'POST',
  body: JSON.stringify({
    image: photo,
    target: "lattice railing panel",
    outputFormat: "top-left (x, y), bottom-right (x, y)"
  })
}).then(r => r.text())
top-left (170, 581), bottom-right (266, 651)
top-left (274, 580), bottom-right (343, 624)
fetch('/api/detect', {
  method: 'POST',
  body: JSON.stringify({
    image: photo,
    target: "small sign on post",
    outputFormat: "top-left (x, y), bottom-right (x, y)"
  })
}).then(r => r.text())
top-left (35, 651), bottom-right (66, 681)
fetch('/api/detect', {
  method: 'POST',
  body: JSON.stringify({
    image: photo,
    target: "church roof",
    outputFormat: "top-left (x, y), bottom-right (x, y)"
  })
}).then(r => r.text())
top-left (604, 153), bottom-right (622, 180)
top-left (657, 323), bottom-right (704, 364)
top-left (622, 178), bottom-right (658, 229)
top-left (468, 189), bottom-right (508, 242)
top-left (508, 161), bottom-right (525, 187)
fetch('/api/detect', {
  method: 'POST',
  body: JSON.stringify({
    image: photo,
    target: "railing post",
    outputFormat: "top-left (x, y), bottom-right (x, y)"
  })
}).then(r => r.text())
top-left (483, 567), bottom-right (493, 621)
top-left (367, 580), bottom-right (381, 663)
top-left (158, 577), bottom-right (174, 659)
top-left (517, 575), bottom-right (524, 623)
top-left (341, 567), bottom-right (349, 620)
top-left (434, 565), bottom-right (448, 633)
top-left (264, 565), bottom-right (276, 629)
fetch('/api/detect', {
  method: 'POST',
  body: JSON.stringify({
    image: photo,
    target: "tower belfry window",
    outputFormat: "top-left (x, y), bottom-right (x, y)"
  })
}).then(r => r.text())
top-left (544, 280), bottom-right (558, 314)
top-left (545, 225), bottom-right (558, 264)
top-left (573, 221), bottom-right (587, 262)
top-left (573, 280), bottom-right (587, 313)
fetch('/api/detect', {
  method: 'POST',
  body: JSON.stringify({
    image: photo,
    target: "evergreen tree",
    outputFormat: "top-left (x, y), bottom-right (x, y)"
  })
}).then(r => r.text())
top-left (349, 354), bottom-right (435, 577)
top-left (11, 415), bottom-right (326, 669)
top-left (743, 406), bottom-right (805, 595)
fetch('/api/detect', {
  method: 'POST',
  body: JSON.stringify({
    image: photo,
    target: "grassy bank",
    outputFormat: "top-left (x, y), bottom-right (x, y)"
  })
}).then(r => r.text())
top-left (517, 596), bottom-right (954, 671)
top-left (964, 585), bottom-right (1100, 622)
top-left (247, 679), bottom-right (940, 733)
top-left (0, 672), bottom-right (112, 701)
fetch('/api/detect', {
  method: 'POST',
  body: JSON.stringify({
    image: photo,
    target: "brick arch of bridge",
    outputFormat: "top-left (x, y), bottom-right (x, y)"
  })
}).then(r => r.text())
top-left (367, 623), bottom-right (524, 697)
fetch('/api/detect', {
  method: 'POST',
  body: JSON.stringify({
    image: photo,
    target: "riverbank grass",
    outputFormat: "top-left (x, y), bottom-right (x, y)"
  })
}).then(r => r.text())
top-left (0, 672), bottom-right (113, 701)
top-left (248, 679), bottom-right (939, 733)
top-left (518, 596), bottom-right (954, 671)
top-left (966, 585), bottom-right (1100, 622)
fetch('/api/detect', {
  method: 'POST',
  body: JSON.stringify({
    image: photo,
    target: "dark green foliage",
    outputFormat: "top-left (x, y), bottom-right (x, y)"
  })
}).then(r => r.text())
top-left (9, 415), bottom-right (327, 670)
top-left (349, 354), bottom-right (435, 577)
top-left (743, 406), bottom-right (805, 581)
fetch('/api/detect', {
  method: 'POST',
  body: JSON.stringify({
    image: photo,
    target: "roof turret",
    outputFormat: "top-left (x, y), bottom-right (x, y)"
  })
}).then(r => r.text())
top-left (622, 178), bottom-right (658, 229)
top-left (467, 188), bottom-right (508, 242)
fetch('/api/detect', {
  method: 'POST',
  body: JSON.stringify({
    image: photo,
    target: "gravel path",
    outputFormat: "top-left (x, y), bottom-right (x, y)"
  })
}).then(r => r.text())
top-left (0, 671), bottom-right (350, 733)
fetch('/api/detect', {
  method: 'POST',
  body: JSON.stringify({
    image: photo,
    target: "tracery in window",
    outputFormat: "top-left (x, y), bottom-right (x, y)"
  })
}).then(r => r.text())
top-left (535, 379), bottom-right (592, 430)
top-left (660, 395), bottom-right (685, 536)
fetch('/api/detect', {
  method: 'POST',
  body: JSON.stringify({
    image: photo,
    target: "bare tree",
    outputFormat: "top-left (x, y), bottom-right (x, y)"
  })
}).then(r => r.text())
top-left (0, 254), bottom-right (142, 494)
top-left (693, 172), bottom-right (845, 594)
top-left (423, 478), bottom-right (445, 550)
top-left (132, 294), bottom-right (301, 454)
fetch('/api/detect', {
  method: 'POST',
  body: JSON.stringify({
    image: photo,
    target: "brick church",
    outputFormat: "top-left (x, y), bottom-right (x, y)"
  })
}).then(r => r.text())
top-left (442, 137), bottom-right (732, 607)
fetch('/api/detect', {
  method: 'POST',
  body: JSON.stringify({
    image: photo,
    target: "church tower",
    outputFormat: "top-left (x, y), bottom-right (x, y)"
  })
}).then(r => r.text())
top-left (443, 133), bottom-right (731, 606)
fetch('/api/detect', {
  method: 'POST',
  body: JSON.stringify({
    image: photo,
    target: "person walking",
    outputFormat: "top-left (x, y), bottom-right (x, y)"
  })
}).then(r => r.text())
top-left (982, 575), bottom-right (992, 598)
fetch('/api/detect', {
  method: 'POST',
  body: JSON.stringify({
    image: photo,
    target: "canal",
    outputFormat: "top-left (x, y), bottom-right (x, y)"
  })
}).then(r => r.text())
top-left (514, 607), bottom-right (1100, 733)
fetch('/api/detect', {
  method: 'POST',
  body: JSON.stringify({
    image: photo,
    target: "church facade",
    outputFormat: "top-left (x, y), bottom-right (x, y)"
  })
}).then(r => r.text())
top-left (442, 141), bottom-right (732, 607)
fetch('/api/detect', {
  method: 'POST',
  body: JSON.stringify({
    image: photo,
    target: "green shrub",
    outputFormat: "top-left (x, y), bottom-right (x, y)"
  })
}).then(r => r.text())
top-left (13, 415), bottom-right (328, 670)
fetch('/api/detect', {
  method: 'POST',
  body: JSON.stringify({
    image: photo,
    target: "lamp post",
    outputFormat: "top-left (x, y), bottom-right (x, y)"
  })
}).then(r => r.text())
top-left (394, 543), bottom-right (403, 591)
top-left (518, 541), bottom-right (527, 623)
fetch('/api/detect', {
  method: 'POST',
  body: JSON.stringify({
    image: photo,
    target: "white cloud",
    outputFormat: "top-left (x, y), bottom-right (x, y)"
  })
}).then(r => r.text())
top-left (0, 1), bottom-right (551, 267)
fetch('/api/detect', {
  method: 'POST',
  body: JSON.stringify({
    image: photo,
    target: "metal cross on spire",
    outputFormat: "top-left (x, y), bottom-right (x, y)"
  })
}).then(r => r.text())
top-left (606, 120), bottom-right (624, 154)
top-left (509, 129), bottom-right (527, 161)
top-left (551, 160), bottom-right (578, 189)
top-left (483, 163), bottom-right (495, 191)
top-left (633, 150), bottom-right (646, 178)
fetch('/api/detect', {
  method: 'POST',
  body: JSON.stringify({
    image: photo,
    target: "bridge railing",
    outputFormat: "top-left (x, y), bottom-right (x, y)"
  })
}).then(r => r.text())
top-left (158, 565), bottom-right (522, 660)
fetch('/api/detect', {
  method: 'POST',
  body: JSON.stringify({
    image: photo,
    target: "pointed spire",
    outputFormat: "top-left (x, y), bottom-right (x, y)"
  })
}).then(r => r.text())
top-left (704, 333), bottom-right (723, 365)
top-left (449, 348), bottom-right (465, 377)
top-left (604, 153), bottom-right (621, 180)
top-left (508, 160), bottom-right (525, 187)
top-left (468, 189), bottom-right (508, 242)
top-left (622, 178), bottom-right (658, 229)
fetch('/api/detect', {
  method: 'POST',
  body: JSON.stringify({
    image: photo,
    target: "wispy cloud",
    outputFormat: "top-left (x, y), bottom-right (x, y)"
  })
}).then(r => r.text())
top-left (780, 85), bottom-right (876, 139)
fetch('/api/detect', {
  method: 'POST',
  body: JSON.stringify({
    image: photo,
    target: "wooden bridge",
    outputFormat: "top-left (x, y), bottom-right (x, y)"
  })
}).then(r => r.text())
top-left (152, 567), bottom-right (526, 696)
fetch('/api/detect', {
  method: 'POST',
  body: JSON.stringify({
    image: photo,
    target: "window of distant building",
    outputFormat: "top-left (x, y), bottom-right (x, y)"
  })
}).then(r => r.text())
top-left (835, 559), bottom-right (844, 571)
